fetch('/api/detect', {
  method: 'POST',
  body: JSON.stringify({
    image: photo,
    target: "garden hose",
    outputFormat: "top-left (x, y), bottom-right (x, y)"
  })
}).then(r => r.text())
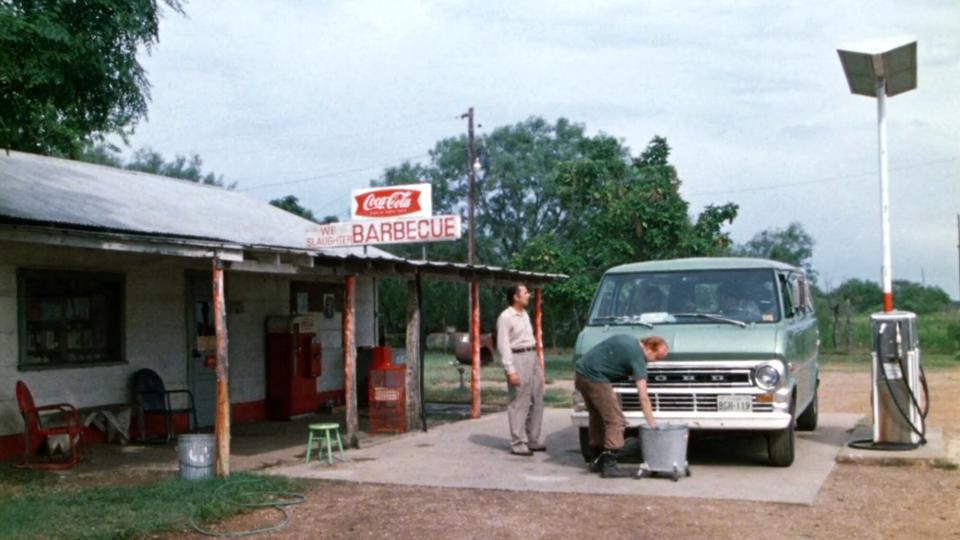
top-left (190, 478), bottom-right (306, 538)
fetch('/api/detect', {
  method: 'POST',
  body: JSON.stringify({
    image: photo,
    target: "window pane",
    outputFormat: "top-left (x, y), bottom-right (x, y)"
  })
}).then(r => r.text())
top-left (19, 270), bottom-right (124, 368)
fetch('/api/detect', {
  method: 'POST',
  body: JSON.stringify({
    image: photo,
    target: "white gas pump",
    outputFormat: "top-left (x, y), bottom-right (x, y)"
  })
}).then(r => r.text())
top-left (852, 311), bottom-right (929, 450)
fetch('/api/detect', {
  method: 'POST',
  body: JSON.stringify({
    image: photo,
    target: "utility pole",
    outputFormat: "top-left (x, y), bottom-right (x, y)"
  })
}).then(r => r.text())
top-left (461, 107), bottom-right (477, 265)
top-left (956, 213), bottom-right (959, 301)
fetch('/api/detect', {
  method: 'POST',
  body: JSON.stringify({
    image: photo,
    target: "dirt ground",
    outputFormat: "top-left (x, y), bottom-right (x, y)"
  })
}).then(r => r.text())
top-left (194, 367), bottom-right (960, 539)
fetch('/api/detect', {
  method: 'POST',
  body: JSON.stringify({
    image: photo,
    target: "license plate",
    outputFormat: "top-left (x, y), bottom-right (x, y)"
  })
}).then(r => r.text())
top-left (717, 395), bottom-right (752, 412)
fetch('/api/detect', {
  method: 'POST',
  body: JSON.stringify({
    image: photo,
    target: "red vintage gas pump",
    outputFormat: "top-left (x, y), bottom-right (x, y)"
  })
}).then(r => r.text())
top-left (265, 315), bottom-right (322, 420)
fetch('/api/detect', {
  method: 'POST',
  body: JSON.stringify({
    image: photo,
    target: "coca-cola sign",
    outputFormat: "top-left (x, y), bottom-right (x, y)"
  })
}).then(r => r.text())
top-left (351, 183), bottom-right (432, 220)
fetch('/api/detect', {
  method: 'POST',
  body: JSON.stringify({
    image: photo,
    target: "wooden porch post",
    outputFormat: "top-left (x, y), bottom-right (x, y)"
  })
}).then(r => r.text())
top-left (470, 280), bottom-right (481, 418)
top-left (405, 276), bottom-right (421, 431)
top-left (342, 275), bottom-right (359, 448)
top-left (534, 287), bottom-right (545, 378)
top-left (212, 258), bottom-right (230, 477)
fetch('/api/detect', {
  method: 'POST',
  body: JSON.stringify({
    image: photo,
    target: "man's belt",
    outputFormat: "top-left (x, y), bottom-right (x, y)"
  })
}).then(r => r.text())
top-left (511, 346), bottom-right (536, 354)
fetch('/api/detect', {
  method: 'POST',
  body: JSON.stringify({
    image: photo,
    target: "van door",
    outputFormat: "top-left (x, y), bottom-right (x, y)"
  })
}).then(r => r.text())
top-left (785, 272), bottom-right (817, 412)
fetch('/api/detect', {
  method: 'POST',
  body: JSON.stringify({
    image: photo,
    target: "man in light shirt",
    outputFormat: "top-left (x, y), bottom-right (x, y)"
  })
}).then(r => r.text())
top-left (496, 283), bottom-right (545, 456)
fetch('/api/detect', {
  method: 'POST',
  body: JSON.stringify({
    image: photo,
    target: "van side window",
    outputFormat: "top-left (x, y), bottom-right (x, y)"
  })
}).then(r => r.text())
top-left (803, 278), bottom-right (815, 314)
top-left (594, 279), bottom-right (617, 318)
top-left (779, 273), bottom-right (794, 317)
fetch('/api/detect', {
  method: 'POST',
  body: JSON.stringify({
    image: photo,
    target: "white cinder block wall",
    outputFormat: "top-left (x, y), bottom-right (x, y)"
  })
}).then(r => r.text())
top-left (0, 242), bottom-right (189, 437)
top-left (0, 241), bottom-right (378, 438)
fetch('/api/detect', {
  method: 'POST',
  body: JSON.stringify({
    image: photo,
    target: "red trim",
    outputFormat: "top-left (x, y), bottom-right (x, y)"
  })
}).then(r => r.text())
top-left (883, 292), bottom-right (894, 312)
top-left (231, 400), bottom-right (267, 424)
top-left (0, 433), bottom-right (22, 461)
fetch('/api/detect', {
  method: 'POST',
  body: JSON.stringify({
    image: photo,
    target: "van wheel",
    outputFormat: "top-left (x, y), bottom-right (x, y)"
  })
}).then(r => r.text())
top-left (796, 384), bottom-right (818, 432)
top-left (579, 428), bottom-right (599, 462)
top-left (767, 421), bottom-right (795, 467)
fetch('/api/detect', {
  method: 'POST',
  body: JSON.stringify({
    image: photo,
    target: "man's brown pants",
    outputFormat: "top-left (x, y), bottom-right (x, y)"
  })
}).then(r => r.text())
top-left (574, 374), bottom-right (625, 451)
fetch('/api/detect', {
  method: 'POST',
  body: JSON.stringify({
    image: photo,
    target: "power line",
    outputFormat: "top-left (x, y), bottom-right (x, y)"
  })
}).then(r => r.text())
top-left (685, 157), bottom-right (959, 197)
top-left (238, 153), bottom-right (431, 192)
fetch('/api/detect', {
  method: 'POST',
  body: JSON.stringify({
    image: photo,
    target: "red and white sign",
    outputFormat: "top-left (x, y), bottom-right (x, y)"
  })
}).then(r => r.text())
top-left (306, 215), bottom-right (461, 248)
top-left (351, 183), bottom-right (432, 220)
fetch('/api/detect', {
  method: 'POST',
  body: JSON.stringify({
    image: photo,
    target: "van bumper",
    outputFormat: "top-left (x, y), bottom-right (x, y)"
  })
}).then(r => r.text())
top-left (570, 410), bottom-right (793, 430)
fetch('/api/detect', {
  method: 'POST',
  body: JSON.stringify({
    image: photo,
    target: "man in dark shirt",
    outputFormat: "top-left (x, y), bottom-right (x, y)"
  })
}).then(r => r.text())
top-left (574, 334), bottom-right (668, 477)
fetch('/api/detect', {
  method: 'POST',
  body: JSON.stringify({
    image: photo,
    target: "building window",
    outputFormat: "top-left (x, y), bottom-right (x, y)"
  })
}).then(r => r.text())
top-left (18, 269), bottom-right (125, 369)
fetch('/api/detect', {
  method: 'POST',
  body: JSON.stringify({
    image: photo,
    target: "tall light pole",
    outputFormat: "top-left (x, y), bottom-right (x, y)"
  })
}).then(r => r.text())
top-left (837, 40), bottom-right (917, 312)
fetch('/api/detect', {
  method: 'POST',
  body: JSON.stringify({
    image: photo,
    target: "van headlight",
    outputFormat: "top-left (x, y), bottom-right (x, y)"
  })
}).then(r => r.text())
top-left (572, 390), bottom-right (586, 412)
top-left (754, 364), bottom-right (781, 390)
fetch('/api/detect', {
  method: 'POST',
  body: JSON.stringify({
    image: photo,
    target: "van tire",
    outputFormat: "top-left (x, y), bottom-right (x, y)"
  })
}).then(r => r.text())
top-left (579, 428), bottom-right (600, 462)
top-left (767, 422), bottom-right (795, 467)
top-left (796, 384), bottom-right (819, 431)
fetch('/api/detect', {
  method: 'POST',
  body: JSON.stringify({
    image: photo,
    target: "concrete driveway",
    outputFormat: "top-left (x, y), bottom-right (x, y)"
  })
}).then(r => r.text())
top-left (269, 409), bottom-right (860, 505)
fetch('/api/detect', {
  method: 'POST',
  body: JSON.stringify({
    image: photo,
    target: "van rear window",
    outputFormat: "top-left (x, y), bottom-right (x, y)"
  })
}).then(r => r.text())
top-left (588, 269), bottom-right (780, 325)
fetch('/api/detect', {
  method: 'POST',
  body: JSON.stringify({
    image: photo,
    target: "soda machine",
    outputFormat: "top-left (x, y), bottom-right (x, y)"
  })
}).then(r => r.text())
top-left (265, 315), bottom-right (322, 420)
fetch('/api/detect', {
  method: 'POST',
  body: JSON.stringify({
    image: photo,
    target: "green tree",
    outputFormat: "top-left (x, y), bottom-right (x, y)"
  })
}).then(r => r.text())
top-left (126, 148), bottom-right (234, 188)
top-left (511, 135), bottom-right (738, 337)
top-left (270, 195), bottom-right (324, 223)
top-left (0, 0), bottom-right (182, 157)
top-left (892, 280), bottom-right (952, 314)
top-left (830, 279), bottom-right (882, 313)
top-left (78, 144), bottom-right (233, 188)
top-left (733, 222), bottom-right (815, 276)
top-left (372, 119), bottom-right (738, 344)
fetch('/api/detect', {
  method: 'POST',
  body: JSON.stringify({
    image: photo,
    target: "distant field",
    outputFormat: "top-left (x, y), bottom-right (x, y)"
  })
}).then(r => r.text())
top-left (817, 310), bottom-right (959, 355)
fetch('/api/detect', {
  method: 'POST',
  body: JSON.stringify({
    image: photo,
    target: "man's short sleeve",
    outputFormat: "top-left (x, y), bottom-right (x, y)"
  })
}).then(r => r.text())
top-left (631, 352), bottom-right (647, 381)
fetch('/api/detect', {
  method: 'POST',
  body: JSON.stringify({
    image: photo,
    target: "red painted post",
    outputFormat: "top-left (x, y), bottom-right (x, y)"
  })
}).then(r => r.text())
top-left (470, 280), bottom-right (481, 418)
top-left (212, 258), bottom-right (230, 477)
top-left (534, 287), bottom-right (545, 379)
top-left (343, 275), bottom-right (359, 447)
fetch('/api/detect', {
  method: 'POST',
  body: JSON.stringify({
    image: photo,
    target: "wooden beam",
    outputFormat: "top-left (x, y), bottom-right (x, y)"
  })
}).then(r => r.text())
top-left (342, 275), bottom-right (359, 448)
top-left (534, 287), bottom-right (545, 378)
top-left (405, 278), bottom-right (421, 431)
top-left (470, 280), bottom-right (481, 418)
top-left (212, 258), bottom-right (231, 477)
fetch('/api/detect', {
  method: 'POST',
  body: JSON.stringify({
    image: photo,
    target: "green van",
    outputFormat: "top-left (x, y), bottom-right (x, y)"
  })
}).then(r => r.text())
top-left (571, 257), bottom-right (819, 467)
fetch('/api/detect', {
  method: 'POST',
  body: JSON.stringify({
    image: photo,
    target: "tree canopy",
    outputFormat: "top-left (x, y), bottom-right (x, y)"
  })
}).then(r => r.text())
top-left (78, 144), bottom-right (233, 188)
top-left (269, 195), bottom-right (339, 224)
top-left (732, 222), bottom-right (815, 277)
top-left (0, 0), bottom-right (181, 157)
top-left (373, 118), bottom-right (739, 342)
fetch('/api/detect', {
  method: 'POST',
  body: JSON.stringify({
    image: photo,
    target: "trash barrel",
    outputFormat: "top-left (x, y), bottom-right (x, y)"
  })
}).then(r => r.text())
top-left (177, 434), bottom-right (214, 480)
top-left (639, 424), bottom-right (691, 481)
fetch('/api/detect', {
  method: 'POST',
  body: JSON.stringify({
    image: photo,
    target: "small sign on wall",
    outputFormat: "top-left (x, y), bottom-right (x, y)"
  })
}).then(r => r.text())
top-left (323, 294), bottom-right (335, 319)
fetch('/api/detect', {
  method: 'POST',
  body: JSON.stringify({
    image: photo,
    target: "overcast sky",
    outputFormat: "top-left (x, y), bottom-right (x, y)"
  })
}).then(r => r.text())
top-left (124, 0), bottom-right (960, 298)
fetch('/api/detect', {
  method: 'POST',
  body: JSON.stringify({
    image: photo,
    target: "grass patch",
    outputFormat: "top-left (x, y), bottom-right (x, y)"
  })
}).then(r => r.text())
top-left (0, 469), bottom-right (301, 539)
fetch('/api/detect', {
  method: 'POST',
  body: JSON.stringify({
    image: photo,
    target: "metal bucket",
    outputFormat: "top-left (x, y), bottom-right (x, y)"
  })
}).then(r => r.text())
top-left (639, 424), bottom-right (690, 480)
top-left (177, 434), bottom-right (214, 480)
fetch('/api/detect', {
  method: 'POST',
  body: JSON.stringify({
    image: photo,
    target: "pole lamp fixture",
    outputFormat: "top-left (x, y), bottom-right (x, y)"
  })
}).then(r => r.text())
top-left (837, 39), bottom-right (917, 312)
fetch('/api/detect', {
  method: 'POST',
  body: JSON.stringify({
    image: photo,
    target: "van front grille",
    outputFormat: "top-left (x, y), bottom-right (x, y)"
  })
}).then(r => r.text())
top-left (617, 392), bottom-right (774, 413)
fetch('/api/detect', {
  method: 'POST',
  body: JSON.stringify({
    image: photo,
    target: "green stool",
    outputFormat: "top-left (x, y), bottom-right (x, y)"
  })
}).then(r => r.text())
top-left (305, 422), bottom-right (345, 465)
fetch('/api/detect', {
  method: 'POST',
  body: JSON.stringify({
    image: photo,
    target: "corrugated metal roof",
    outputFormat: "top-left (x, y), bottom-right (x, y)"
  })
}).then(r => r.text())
top-left (0, 150), bottom-right (392, 259)
top-left (0, 151), bottom-right (566, 282)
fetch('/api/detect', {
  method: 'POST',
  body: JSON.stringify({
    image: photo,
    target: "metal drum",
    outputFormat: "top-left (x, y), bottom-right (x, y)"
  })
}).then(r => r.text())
top-left (638, 424), bottom-right (691, 481)
top-left (177, 433), bottom-right (214, 480)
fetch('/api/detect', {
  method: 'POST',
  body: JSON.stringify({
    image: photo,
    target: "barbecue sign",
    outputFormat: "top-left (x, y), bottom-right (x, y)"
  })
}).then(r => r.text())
top-left (306, 183), bottom-right (461, 248)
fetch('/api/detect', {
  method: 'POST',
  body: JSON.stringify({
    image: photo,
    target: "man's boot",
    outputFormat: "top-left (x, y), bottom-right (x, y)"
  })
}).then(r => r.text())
top-left (598, 451), bottom-right (633, 478)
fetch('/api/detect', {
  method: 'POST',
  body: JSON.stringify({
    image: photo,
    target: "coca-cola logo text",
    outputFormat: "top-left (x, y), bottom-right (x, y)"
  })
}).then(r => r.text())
top-left (355, 189), bottom-right (423, 218)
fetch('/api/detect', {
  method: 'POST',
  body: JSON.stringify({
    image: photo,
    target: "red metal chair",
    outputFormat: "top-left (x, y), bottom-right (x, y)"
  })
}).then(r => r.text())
top-left (15, 381), bottom-right (85, 470)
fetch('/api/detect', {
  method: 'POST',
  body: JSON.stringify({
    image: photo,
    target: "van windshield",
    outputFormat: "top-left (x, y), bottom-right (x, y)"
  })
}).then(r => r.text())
top-left (587, 269), bottom-right (781, 325)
